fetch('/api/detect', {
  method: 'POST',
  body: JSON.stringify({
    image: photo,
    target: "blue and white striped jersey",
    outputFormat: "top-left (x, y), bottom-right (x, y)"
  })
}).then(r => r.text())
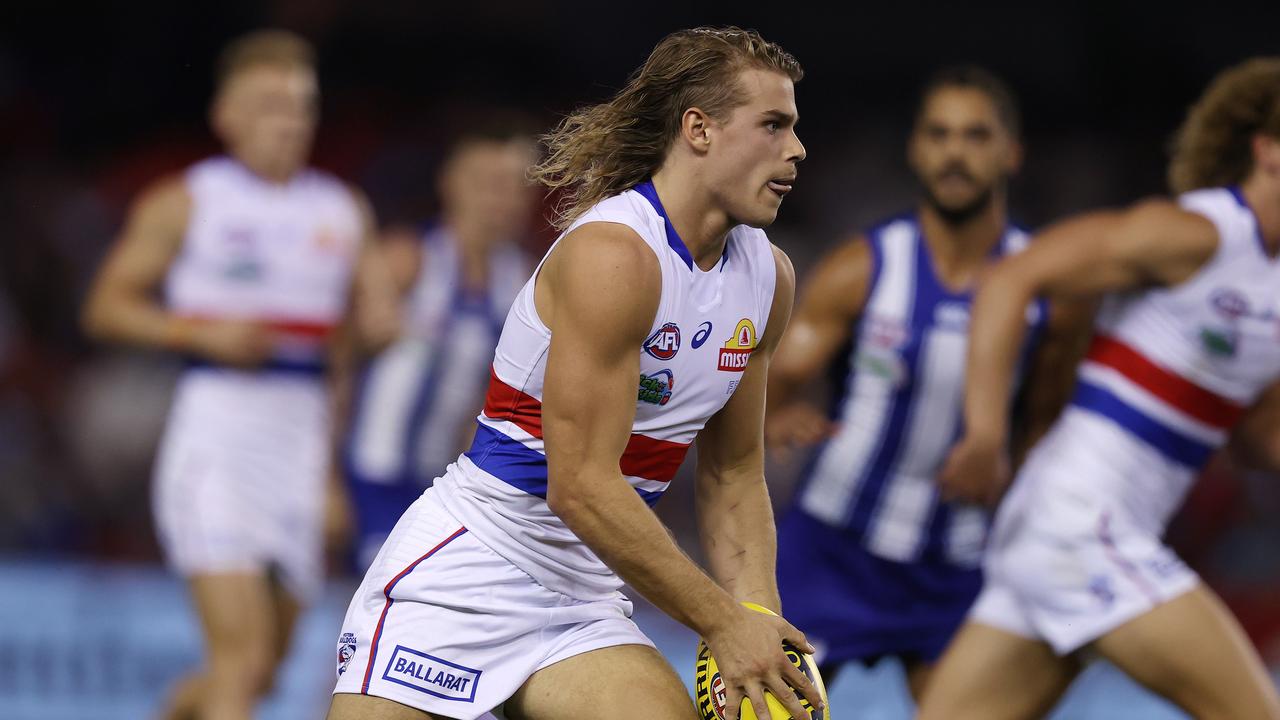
top-left (796, 213), bottom-right (1047, 568)
top-left (344, 227), bottom-right (529, 488)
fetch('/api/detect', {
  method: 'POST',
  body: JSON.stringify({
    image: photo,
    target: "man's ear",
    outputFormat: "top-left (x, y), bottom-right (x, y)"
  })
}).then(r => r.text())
top-left (1253, 133), bottom-right (1280, 178)
top-left (678, 107), bottom-right (713, 155)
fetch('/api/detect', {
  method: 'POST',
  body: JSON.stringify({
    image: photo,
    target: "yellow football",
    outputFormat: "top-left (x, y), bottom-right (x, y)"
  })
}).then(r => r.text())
top-left (693, 603), bottom-right (830, 720)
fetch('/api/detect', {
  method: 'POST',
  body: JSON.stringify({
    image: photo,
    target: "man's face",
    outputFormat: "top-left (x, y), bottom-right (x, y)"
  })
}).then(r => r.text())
top-left (214, 64), bottom-right (318, 179)
top-left (909, 86), bottom-right (1020, 223)
top-left (441, 138), bottom-right (537, 245)
top-left (703, 68), bottom-right (806, 228)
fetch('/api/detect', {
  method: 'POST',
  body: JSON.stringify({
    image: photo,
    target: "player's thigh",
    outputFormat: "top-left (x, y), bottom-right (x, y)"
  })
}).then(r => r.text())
top-left (329, 692), bottom-right (458, 720)
top-left (916, 621), bottom-right (1078, 720)
top-left (1093, 584), bottom-right (1280, 720)
top-left (504, 644), bottom-right (696, 720)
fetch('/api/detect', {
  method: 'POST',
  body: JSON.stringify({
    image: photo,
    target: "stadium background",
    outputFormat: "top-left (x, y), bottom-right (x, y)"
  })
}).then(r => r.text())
top-left (1, 1), bottom-right (1279, 717)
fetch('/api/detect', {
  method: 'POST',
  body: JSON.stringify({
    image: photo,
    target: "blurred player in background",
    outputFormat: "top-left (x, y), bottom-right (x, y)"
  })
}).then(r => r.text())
top-left (82, 30), bottom-right (396, 720)
top-left (765, 67), bottom-right (1087, 701)
top-left (330, 26), bottom-right (823, 720)
top-left (341, 123), bottom-right (536, 568)
top-left (918, 57), bottom-right (1280, 720)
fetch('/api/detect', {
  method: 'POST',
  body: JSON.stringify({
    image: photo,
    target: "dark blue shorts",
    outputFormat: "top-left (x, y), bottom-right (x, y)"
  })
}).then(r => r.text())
top-left (776, 507), bottom-right (982, 667)
top-left (347, 475), bottom-right (428, 569)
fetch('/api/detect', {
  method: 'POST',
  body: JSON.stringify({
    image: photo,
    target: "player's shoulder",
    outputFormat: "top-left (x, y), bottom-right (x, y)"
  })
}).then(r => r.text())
top-left (866, 210), bottom-right (918, 241)
top-left (556, 217), bottom-right (659, 275)
top-left (130, 173), bottom-right (192, 227)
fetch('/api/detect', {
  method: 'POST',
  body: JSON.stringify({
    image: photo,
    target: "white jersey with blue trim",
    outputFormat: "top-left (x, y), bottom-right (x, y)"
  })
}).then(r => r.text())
top-left (1021, 186), bottom-right (1280, 531)
top-left (163, 155), bottom-right (361, 442)
top-left (433, 181), bottom-right (778, 600)
top-left (797, 214), bottom-right (1045, 568)
top-left (345, 227), bottom-right (529, 486)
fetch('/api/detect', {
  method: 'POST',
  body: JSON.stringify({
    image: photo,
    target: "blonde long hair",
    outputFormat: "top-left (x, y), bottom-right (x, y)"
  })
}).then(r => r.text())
top-left (531, 27), bottom-right (802, 229)
top-left (1169, 57), bottom-right (1280, 193)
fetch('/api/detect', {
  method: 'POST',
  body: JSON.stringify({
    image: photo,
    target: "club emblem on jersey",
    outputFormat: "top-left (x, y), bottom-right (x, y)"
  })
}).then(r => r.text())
top-left (644, 322), bottom-right (681, 360)
top-left (639, 369), bottom-right (675, 406)
top-left (1088, 575), bottom-right (1116, 607)
top-left (337, 632), bottom-right (357, 676)
top-left (717, 319), bottom-right (757, 372)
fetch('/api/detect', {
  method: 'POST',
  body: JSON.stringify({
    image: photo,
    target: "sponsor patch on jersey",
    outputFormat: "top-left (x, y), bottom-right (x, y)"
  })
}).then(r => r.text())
top-left (644, 322), bottom-right (681, 360)
top-left (692, 321), bottom-right (714, 349)
top-left (223, 258), bottom-right (263, 281)
top-left (382, 645), bottom-right (480, 702)
top-left (717, 319), bottom-right (757, 372)
top-left (856, 348), bottom-right (907, 386)
top-left (336, 632), bottom-right (357, 677)
top-left (639, 369), bottom-right (675, 406)
top-left (1200, 326), bottom-right (1238, 357)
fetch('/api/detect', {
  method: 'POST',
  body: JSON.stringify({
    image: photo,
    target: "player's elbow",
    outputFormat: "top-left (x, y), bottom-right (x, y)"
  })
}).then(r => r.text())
top-left (545, 470), bottom-right (590, 520)
top-left (80, 290), bottom-right (114, 342)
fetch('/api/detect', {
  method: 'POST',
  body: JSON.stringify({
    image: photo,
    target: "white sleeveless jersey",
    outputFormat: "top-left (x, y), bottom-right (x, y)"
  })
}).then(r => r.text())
top-left (1025, 186), bottom-right (1280, 530)
top-left (162, 156), bottom-right (362, 446)
top-left (345, 227), bottom-right (529, 486)
top-left (434, 181), bottom-right (778, 599)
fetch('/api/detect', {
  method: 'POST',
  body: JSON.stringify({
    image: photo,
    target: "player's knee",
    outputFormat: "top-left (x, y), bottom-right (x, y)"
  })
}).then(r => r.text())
top-left (208, 635), bottom-right (277, 697)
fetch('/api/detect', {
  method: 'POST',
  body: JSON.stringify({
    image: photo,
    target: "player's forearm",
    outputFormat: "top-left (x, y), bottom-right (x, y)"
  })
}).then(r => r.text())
top-left (547, 468), bottom-right (739, 636)
top-left (82, 290), bottom-right (200, 354)
top-left (965, 268), bottom-right (1037, 443)
top-left (694, 469), bottom-right (780, 612)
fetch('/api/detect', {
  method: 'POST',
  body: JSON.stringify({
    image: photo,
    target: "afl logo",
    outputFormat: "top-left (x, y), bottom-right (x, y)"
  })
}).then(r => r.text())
top-left (1211, 289), bottom-right (1249, 320)
top-left (709, 673), bottom-right (728, 718)
top-left (717, 319), bottom-right (757, 372)
top-left (644, 323), bottom-right (681, 360)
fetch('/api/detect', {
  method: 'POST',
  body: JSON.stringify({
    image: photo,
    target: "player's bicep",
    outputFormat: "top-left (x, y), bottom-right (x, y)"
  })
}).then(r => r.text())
top-left (701, 246), bottom-right (797, 476)
top-left (539, 225), bottom-right (661, 499)
top-left (95, 179), bottom-right (190, 293)
top-left (84, 178), bottom-right (190, 329)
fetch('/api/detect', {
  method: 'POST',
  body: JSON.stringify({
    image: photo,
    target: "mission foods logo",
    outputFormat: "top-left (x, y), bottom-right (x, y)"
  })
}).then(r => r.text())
top-left (717, 319), bottom-right (757, 372)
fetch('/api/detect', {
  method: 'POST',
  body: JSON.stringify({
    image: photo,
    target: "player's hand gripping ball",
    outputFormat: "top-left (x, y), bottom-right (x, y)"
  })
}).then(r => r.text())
top-left (694, 602), bottom-right (830, 719)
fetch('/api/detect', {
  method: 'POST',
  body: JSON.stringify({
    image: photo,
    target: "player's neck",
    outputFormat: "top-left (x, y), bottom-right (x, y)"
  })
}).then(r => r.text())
top-left (447, 217), bottom-right (497, 290)
top-left (917, 198), bottom-right (1007, 287)
top-left (230, 152), bottom-right (298, 185)
top-left (650, 170), bottom-right (733, 271)
top-left (1240, 177), bottom-right (1280, 256)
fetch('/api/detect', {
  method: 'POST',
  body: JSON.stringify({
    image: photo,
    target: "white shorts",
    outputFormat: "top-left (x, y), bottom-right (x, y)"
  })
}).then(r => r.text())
top-left (970, 469), bottom-right (1199, 655)
top-left (332, 486), bottom-right (653, 719)
top-left (152, 370), bottom-right (329, 602)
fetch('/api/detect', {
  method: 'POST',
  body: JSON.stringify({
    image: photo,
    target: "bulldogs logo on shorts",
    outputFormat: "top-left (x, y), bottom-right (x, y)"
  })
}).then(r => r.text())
top-left (337, 632), bottom-right (357, 677)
